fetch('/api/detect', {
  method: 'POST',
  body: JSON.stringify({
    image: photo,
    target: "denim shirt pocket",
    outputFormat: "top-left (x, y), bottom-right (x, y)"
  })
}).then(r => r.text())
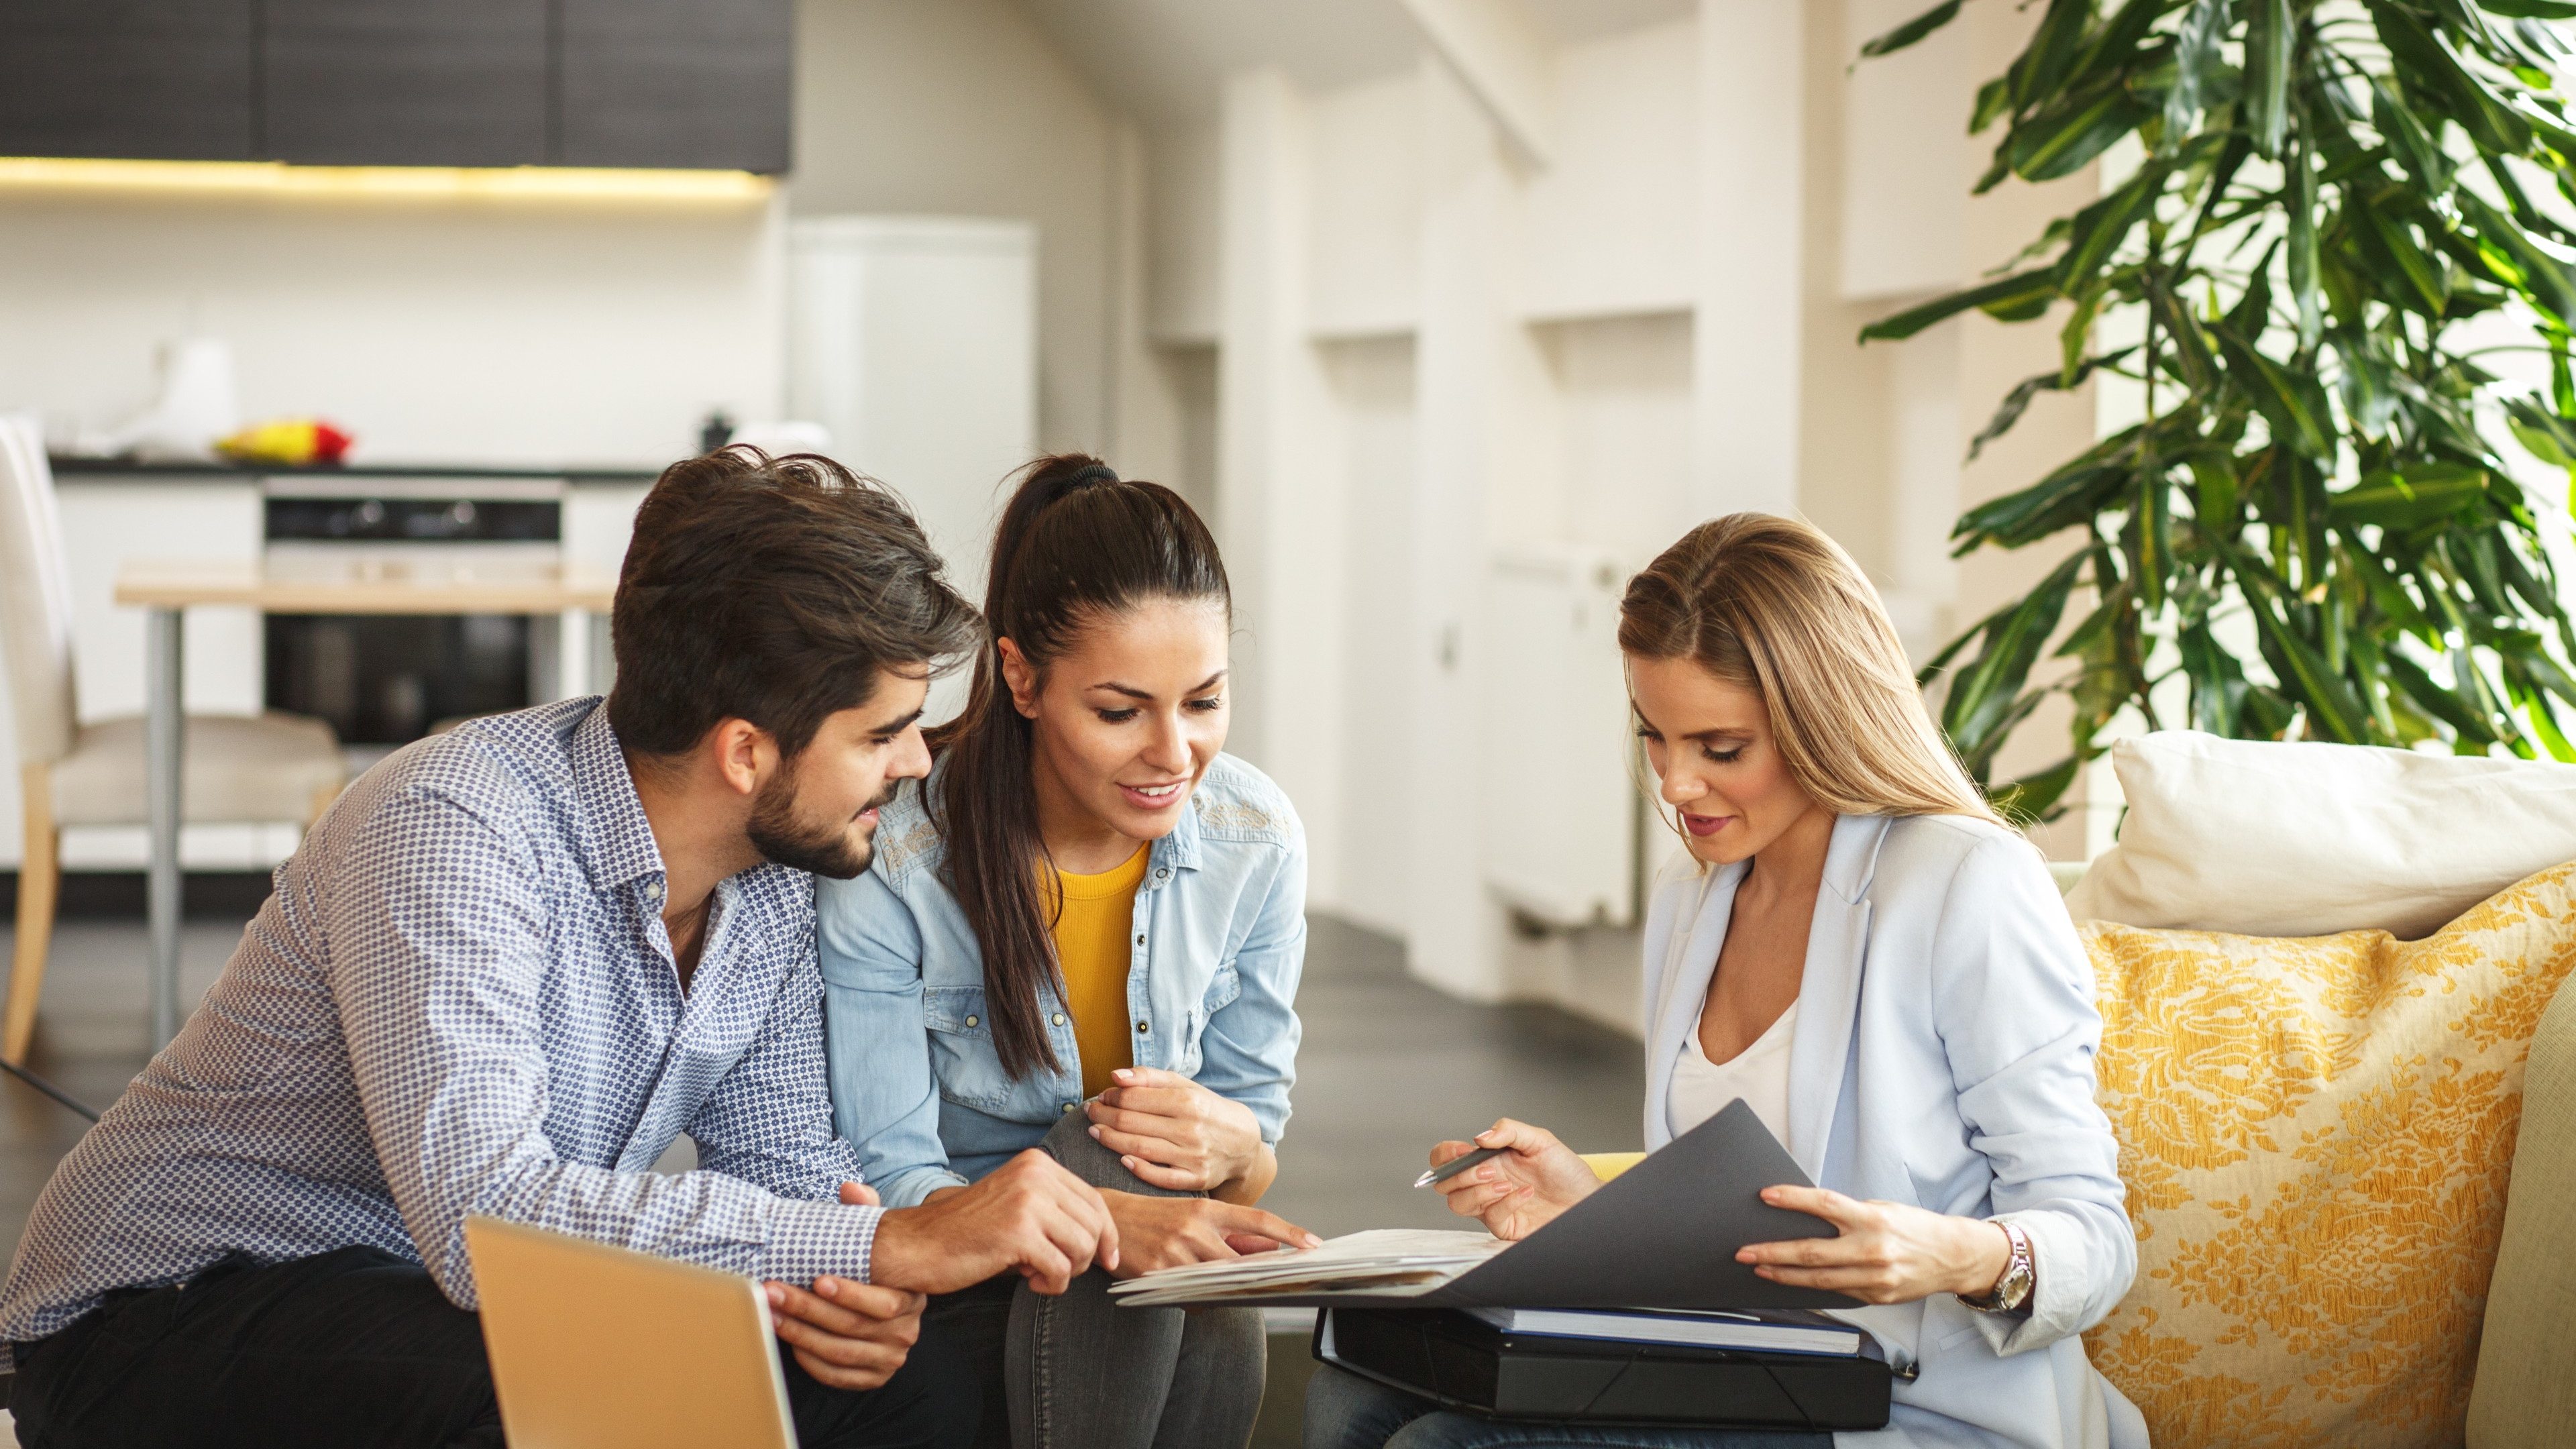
top-left (923, 985), bottom-right (1014, 1112)
top-left (1177, 963), bottom-right (1244, 1075)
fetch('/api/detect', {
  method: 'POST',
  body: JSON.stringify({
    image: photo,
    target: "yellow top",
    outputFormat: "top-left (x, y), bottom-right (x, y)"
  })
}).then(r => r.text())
top-left (1051, 845), bottom-right (1151, 1099)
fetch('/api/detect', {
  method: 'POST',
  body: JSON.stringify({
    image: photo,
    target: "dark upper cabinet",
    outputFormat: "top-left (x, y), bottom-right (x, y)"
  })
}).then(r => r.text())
top-left (260, 0), bottom-right (549, 167)
top-left (0, 0), bottom-right (790, 172)
top-left (558, 0), bottom-right (792, 172)
top-left (0, 1), bottom-right (255, 161)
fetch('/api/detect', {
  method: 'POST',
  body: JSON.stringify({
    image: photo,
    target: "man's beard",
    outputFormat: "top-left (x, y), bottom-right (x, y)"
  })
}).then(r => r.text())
top-left (746, 765), bottom-right (892, 880)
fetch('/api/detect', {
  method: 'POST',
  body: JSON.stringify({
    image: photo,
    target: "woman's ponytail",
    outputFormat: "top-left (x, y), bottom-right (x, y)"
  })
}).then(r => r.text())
top-left (928, 454), bottom-right (1229, 1079)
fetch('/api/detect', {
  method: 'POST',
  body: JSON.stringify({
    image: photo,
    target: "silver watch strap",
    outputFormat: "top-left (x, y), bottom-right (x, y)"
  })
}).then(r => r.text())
top-left (1962, 1220), bottom-right (2033, 1313)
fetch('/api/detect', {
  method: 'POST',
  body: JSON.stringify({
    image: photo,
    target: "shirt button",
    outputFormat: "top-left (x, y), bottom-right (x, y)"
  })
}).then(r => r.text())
top-left (1134, 934), bottom-right (1145, 946)
top-left (1061, 1102), bottom-right (1077, 1114)
top-left (964, 1014), bottom-right (979, 1028)
top-left (1135, 1020), bottom-right (1150, 1034)
top-left (1155, 867), bottom-right (1169, 880)
top-left (1052, 1012), bottom-right (1066, 1026)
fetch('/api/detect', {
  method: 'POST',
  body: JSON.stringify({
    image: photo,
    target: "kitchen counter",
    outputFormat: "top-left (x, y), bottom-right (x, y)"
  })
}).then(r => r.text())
top-left (49, 456), bottom-right (664, 484)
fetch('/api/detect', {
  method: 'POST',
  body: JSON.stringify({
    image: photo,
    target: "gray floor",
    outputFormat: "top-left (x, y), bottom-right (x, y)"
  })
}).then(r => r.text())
top-left (0, 906), bottom-right (1644, 1446)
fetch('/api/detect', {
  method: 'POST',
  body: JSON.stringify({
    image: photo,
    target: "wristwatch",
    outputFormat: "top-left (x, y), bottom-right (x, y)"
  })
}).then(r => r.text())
top-left (1961, 1220), bottom-right (2035, 1314)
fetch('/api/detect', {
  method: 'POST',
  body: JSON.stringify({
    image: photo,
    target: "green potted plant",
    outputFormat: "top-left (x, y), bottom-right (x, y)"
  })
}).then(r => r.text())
top-left (1862, 0), bottom-right (2576, 817)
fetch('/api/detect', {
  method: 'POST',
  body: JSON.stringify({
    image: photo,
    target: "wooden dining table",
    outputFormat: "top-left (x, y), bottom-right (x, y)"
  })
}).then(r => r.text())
top-left (113, 559), bottom-right (618, 1048)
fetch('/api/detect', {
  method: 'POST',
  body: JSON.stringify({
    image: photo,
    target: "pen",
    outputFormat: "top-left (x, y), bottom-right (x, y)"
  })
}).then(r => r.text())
top-left (1413, 1144), bottom-right (1506, 1189)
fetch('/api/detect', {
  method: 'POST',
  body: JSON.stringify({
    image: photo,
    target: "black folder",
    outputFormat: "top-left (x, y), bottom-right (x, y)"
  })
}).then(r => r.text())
top-left (1143, 1100), bottom-right (1851, 1312)
top-left (1315, 1306), bottom-right (1893, 1430)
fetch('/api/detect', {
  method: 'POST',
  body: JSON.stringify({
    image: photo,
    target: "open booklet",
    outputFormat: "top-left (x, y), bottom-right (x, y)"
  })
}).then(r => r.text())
top-left (1109, 1099), bottom-right (1849, 1312)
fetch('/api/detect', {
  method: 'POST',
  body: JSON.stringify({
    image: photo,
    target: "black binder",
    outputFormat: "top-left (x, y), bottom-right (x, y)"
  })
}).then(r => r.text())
top-left (1314, 1306), bottom-right (1893, 1431)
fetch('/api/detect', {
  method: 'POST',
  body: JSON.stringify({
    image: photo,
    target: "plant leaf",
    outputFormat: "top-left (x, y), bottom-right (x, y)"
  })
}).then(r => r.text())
top-left (2246, 0), bottom-right (2296, 158)
top-left (2009, 81), bottom-right (2156, 181)
top-left (1968, 347), bottom-right (2140, 460)
top-left (1860, 0), bottom-right (1964, 58)
top-left (2212, 324), bottom-right (2338, 457)
top-left (2368, 0), bottom-right (2534, 156)
top-left (1860, 269), bottom-right (2059, 342)
top-left (2328, 462), bottom-right (2490, 529)
top-left (2165, 0), bottom-right (2226, 140)
top-left (1942, 551), bottom-right (2086, 758)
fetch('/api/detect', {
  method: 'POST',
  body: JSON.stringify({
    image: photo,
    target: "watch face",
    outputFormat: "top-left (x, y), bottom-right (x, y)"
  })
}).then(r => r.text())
top-left (2003, 1263), bottom-right (2035, 1308)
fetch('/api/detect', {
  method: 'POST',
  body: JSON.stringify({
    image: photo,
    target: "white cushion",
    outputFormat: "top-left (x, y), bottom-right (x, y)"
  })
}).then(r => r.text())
top-left (2065, 731), bottom-right (2576, 938)
top-left (48, 712), bottom-right (345, 828)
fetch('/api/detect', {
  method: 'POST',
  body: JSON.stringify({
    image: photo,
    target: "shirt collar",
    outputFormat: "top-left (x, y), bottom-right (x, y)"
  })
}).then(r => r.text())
top-left (1153, 788), bottom-right (1206, 875)
top-left (568, 701), bottom-right (668, 895)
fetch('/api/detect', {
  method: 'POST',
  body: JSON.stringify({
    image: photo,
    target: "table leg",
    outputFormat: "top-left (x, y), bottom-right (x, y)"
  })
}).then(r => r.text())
top-left (559, 606), bottom-right (592, 700)
top-left (146, 605), bottom-right (185, 1049)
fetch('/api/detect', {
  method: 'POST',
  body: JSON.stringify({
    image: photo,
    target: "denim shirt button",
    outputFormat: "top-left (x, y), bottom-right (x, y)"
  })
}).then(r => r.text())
top-left (1155, 867), bottom-right (1169, 880)
top-left (1061, 1102), bottom-right (1077, 1114)
top-left (1051, 1012), bottom-right (1066, 1026)
top-left (1134, 1020), bottom-right (1149, 1034)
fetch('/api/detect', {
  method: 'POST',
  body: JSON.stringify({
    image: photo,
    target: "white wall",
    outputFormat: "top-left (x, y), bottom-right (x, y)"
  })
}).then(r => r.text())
top-left (0, 189), bottom-right (785, 467)
top-left (793, 0), bottom-right (1140, 464)
top-left (1134, 0), bottom-right (2085, 1022)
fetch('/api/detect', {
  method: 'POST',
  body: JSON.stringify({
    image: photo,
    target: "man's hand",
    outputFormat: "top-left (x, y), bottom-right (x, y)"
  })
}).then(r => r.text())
top-left (763, 1275), bottom-right (924, 1391)
top-left (1100, 1190), bottom-right (1322, 1279)
top-left (869, 1149), bottom-right (1120, 1295)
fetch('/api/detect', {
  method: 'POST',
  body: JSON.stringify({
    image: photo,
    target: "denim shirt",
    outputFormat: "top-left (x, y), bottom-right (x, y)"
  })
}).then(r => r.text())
top-left (816, 753), bottom-right (1306, 1208)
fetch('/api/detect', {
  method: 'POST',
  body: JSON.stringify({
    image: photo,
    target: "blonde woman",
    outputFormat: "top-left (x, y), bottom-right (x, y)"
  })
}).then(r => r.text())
top-left (1307, 515), bottom-right (2141, 1449)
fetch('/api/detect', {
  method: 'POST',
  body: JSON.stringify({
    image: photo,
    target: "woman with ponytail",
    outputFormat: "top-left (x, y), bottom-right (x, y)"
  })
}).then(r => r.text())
top-left (818, 455), bottom-right (1312, 1449)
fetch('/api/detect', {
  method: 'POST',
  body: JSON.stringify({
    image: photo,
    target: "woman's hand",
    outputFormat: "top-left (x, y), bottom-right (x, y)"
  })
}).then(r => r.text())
top-left (1735, 1185), bottom-right (2015, 1305)
top-left (1098, 1189), bottom-right (1322, 1279)
top-left (1086, 1067), bottom-right (1263, 1193)
top-left (1430, 1119), bottom-right (1603, 1242)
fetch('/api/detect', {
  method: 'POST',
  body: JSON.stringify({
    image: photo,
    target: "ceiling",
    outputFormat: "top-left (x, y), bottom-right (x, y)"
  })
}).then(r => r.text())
top-left (1011, 0), bottom-right (1695, 126)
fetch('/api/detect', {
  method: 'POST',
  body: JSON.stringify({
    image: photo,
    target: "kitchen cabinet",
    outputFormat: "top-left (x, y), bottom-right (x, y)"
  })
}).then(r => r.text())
top-left (0, 0), bottom-right (790, 172)
top-left (559, 0), bottom-right (792, 173)
top-left (260, 0), bottom-right (549, 168)
top-left (0, 0), bottom-right (254, 162)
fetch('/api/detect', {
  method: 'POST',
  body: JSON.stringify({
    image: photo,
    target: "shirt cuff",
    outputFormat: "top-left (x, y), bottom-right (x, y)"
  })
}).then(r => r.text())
top-left (758, 1197), bottom-right (883, 1287)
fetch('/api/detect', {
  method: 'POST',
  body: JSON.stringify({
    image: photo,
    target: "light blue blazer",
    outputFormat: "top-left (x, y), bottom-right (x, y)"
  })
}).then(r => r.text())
top-left (1642, 812), bottom-right (2146, 1449)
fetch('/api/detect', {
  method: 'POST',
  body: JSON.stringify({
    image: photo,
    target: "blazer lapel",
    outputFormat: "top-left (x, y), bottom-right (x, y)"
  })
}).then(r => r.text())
top-left (1642, 861), bottom-right (1742, 1150)
top-left (1784, 814), bottom-right (1892, 1181)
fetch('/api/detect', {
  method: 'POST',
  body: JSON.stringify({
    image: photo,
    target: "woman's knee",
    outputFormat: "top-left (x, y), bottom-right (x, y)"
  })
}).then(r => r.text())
top-left (1038, 1107), bottom-right (1176, 1196)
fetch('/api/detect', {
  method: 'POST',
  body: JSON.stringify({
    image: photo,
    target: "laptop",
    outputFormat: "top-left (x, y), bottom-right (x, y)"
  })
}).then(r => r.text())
top-left (464, 1216), bottom-right (798, 1449)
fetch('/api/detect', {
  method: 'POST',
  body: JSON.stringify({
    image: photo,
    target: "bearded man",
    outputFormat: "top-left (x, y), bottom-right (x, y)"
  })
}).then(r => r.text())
top-left (1, 450), bottom-right (1118, 1449)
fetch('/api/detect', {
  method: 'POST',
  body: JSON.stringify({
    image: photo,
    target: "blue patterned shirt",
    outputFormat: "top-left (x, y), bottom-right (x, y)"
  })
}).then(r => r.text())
top-left (0, 698), bottom-right (880, 1364)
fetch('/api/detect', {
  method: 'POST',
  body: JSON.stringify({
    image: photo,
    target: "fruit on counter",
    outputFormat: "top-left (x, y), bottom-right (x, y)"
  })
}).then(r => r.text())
top-left (215, 419), bottom-right (354, 466)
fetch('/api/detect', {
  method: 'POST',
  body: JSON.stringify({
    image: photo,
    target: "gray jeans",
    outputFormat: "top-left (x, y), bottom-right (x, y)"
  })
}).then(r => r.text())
top-left (925, 1110), bottom-right (1269, 1449)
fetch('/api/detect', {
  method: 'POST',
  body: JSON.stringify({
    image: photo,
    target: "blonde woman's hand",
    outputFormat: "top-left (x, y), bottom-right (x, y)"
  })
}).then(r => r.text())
top-left (1735, 1185), bottom-right (2016, 1305)
top-left (1085, 1067), bottom-right (1263, 1193)
top-left (1430, 1119), bottom-right (1603, 1242)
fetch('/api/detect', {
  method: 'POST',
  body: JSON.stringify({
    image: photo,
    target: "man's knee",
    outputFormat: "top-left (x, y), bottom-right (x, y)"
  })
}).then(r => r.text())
top-left (787, 1325), bottom-right (987, 1449)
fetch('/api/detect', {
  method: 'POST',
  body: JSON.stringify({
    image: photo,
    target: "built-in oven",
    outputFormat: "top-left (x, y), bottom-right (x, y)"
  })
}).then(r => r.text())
top-left (262, 477), bottom-right (565, 749)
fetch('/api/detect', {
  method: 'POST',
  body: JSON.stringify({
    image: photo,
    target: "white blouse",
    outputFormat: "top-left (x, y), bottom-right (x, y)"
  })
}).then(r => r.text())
top-left (1665, 997), bottom-right (1799, 1144)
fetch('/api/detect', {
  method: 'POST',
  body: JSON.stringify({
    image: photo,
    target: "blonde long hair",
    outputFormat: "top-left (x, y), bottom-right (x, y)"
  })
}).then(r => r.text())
top-left (1617, 513), bottom-right (2003, 828)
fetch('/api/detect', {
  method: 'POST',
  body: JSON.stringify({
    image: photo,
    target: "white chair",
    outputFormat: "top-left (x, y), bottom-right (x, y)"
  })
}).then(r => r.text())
top-left (0, 417), bottom-right (345, 1065)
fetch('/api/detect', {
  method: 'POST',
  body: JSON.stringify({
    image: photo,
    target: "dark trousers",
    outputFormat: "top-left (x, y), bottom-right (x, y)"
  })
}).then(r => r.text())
top-left (915, 1110), bottom-right (1268, 1449)
top-left (9, 1245), bottom-right (980, 1449)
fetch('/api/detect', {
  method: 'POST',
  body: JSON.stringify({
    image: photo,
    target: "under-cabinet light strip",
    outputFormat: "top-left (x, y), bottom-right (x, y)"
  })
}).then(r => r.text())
top-left (0, 156), bottom-right (773, 203)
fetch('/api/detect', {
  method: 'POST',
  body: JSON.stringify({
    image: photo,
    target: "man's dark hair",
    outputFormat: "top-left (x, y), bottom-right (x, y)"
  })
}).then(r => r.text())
top-left (607, 447), bottom-right (980, 759)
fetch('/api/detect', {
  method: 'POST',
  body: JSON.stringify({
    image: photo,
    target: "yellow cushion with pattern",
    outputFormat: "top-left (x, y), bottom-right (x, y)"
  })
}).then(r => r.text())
top-left (2080, 862), bottom-right (2576, 1449)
